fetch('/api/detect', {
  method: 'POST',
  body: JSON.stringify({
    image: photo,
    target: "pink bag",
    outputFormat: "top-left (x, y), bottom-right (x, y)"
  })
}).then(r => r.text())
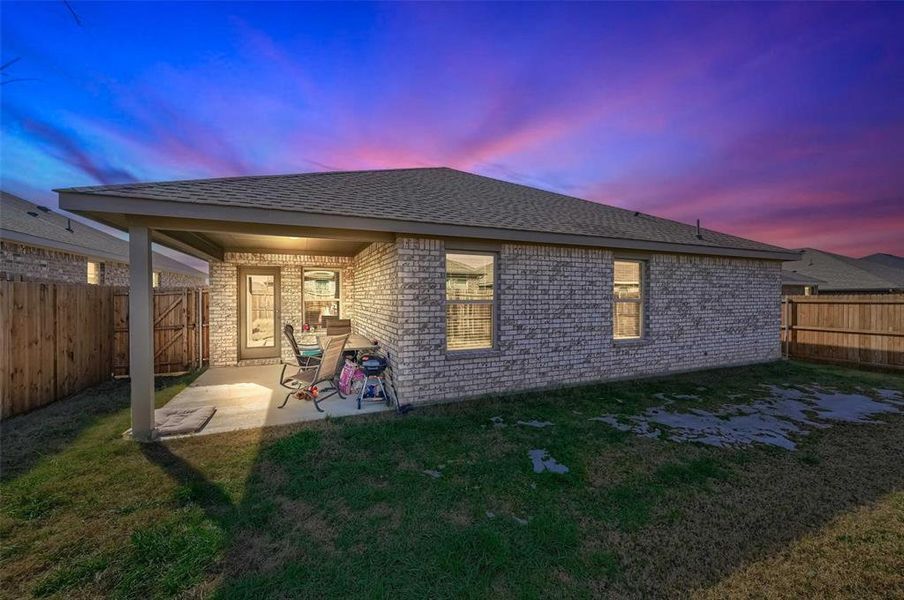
top-left (338, 359), bottom-right (364, 395)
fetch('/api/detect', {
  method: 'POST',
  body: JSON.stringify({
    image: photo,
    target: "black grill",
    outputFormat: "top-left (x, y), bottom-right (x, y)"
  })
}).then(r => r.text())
top-left (360, 355), bottom-right (387, 376)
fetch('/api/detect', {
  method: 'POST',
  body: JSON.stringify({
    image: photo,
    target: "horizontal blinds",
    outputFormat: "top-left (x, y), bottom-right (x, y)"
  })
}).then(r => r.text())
top-left (614, 302), bottom-right (641, 338)
top-left (446, 303), bottom-right (493, 350)
top-left (446, 252), bottom-right (495, 350)
top-left (614, 261), bottom-right (640, 284)
top-left (613, 260), bottom-right (643, 339)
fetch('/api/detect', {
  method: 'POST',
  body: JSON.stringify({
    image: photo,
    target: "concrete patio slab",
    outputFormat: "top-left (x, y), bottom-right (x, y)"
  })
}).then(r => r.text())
top-left (162, 364), bottom-right (392, 436)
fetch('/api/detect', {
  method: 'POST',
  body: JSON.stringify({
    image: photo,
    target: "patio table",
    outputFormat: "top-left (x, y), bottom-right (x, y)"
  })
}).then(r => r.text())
top-left (316, 333), bottom-right (378, 352)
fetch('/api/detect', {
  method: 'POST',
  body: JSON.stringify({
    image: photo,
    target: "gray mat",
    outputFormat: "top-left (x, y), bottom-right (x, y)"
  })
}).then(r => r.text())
top-left (155, 406), bottom-right (216, 436)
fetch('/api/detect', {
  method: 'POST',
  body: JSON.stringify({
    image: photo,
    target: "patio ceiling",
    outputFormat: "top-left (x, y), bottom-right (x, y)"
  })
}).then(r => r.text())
top-left (55, 195), bottom-right (394, 261)
top-left (201, 231), bottom-right (368, 256)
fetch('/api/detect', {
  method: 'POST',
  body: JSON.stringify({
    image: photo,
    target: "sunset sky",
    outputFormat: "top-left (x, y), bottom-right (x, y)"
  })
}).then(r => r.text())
top-left (2, 2), bottom-right (902, 256)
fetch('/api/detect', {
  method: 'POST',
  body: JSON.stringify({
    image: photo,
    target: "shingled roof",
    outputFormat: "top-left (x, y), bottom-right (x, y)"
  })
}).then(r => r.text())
top-left (58, 167), bottom-right (796, 259)
top-left (783, 248), bottom-right (904, 292)
top-left (861, 253), bottom-right (904, 272)
top-left (1, 192), bottom-right (207, 278)
top-left (780, 270), bottom-right (824, 285)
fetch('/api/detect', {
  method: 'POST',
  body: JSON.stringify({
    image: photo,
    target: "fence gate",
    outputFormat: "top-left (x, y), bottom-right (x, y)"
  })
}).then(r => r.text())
top-left (113, 288), bottom-right (209, 376)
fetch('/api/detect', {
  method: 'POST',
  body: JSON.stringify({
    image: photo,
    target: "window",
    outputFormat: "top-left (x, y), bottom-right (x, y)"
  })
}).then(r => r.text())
top-left (446, 252), bottom-right (495, 351)
top-left (303, 269), bottom-right (341, 329)
top-left (613, 260), bottom-right (644, 339)
top-left (152, 272), bottom-right (160, 288)
top-left (86, 261), bottom-right (101, 285)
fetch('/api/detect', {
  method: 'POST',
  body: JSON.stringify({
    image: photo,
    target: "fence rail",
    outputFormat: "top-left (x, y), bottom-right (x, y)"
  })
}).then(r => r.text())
top-left (1, 281), bottom-right (208, 418)
top-left (781, 293), bottom-right (904, 370)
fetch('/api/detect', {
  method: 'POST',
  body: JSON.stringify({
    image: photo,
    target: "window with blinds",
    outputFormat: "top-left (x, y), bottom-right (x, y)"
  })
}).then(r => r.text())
top-left (613, 260), bottom-right (644, 339)
top-left (446, 252), bottom-right (495, 350)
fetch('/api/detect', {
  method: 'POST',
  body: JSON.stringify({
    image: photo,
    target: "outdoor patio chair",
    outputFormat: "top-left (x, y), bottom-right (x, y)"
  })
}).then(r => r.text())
top-left (283, 323), bottom-right (322, 367)
top-left (324, 317), bottom-right (352, 336)
top-left (278, 333), bottom-right (349, 412)
top-left (326, 319), bottom-right (352, 335)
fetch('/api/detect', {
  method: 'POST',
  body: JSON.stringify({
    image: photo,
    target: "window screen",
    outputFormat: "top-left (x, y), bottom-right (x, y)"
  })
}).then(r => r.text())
top-left (613, 260), bottom-right (643, 339)
top-left (446, 252), bottom-right (494, 350)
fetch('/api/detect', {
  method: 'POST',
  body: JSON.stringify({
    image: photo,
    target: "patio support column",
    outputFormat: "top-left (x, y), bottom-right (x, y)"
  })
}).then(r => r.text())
top-left (129, 224), bottom-right (156, 441)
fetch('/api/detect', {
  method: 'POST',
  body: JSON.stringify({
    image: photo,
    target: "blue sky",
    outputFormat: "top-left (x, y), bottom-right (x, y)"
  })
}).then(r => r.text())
top-left (3, 1), bottom-right (903, 256)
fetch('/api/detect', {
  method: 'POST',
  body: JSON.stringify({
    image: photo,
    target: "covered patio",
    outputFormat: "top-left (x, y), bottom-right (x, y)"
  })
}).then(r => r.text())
top-left (161, 364), bottom-right (393, 437)
top-left (59, 181), bottom-right (406, 441)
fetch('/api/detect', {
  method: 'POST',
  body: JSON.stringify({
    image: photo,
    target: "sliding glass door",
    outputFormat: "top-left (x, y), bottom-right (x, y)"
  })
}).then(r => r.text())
top-left (238, 267), bottom-right (280, 360)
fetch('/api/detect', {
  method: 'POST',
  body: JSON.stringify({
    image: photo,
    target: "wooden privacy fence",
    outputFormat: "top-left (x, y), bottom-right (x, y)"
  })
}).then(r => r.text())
top-left (781, 294), bottom-right (904, 370)
top-left (1, 281), bottom-right (208, 418)
top-left (1, 281), bottom-right (114, 418)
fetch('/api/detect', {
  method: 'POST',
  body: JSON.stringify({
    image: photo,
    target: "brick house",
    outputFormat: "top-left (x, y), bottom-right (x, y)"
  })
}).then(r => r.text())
top-left (1, 192), bottom-right (207, 287)
top-left (782, 248), bottom-right (904, 294)
top-left (58, 168), bottom-right (798, 440)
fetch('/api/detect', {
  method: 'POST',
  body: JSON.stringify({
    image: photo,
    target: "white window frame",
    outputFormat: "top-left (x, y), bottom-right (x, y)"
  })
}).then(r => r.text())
top-left (444, 250), bottom-right (497, 352)
top-left (613, 259), bottom-right (645, 340)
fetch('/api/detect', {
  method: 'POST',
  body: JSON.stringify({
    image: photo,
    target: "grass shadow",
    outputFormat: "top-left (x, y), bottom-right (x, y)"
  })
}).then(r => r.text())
top-left (2, 360), bottom-right (902, 597)
top-left (0, 372), bottom-right (200, 483)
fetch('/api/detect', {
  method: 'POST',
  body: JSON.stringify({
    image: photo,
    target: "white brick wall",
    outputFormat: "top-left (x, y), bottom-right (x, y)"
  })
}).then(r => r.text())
top-left (208, 252), bottom-right (354, 366)
top-left (350, 241), bottom-right (400, 371)
top-left (209, 261), bottom-right (238, 366)
top-left (207, 239), bottom-right (782, 402)
top-left (389, 238), bottom-right (781, 403)
top-left (0, 241), bottom-right (205, 287)
top-left (1, 241), bottom-right (87, 282)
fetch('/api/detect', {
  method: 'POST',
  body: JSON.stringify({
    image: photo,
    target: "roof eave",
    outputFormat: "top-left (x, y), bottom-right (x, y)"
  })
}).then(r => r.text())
top-left (58, 191), bottom-right (800, 262)
top-left (0, 228), bottom-right (128, 263)
top-left (0, 227), bottom-right (206, 278)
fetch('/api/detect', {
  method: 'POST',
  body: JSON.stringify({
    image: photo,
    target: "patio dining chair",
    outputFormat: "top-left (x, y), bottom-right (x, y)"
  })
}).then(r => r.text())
top-left (324, 317), bottom-right (352, 336)
top-left (283, 323), bottom-right (322, 367)
top-left (278, 333), bottom-right (349, 412)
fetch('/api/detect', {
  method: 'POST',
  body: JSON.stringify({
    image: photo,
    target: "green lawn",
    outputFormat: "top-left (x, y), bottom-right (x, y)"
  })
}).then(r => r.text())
top-left (1, 361), bottom-right (903, 599)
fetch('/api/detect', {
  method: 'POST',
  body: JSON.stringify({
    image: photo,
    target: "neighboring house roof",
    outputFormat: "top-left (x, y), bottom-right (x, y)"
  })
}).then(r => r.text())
top-left (780, 271), bottom-right (823, 285)
top-left (783, 248), bottom-right (904, 292)
top-left (57, 167), bottom-right (798, 261)
top-left (860, 253), bottom-right (904, 275)
top-left (0, 192), bottom-right (207, 279)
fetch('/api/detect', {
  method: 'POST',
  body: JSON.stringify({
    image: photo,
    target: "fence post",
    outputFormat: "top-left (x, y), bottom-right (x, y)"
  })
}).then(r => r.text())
top-left (787, 298), bottom-right (794, 358)
top-left (197, 288), bottom-right (203, 370)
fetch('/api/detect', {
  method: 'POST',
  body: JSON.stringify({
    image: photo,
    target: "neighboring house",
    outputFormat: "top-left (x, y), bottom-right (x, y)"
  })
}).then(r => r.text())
top-left (783, 248), bottom-right (904, 294)
top-left (780, 270), bottom-right (823, 296)
top-left (860, 252), bottom-right (904, 272)
top-left (58, 167), bottom-right (798, 440)
top-left (0, 192), bottom-right (207, 287)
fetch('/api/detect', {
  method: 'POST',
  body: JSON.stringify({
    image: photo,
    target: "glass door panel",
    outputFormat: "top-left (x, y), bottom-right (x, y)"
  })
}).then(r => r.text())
top-left (239, 268), bottom-right (280, 359)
